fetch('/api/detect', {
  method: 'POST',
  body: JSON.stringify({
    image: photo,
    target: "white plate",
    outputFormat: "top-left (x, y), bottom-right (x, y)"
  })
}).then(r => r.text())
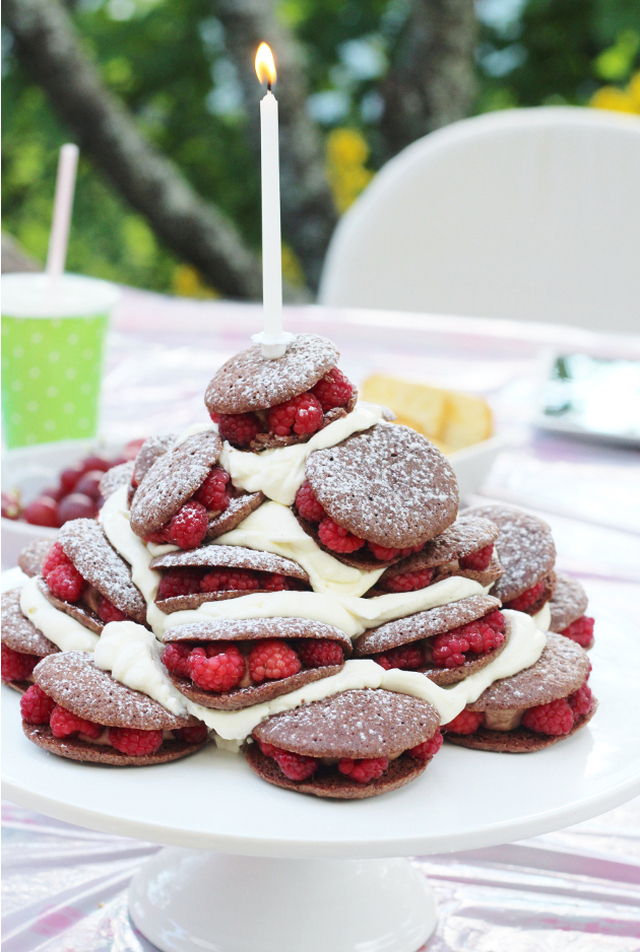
top-left (3, 568), bottom-right (639, 859)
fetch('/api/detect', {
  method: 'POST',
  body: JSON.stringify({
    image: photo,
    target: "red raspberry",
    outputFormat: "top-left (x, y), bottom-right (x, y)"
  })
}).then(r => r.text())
top-left (561, 615), bottom-right (595, 648)
top-left (193, 467), bottom-right (231, 512)
top-left (45, 562), bottom-right (85, 602)
top-left (188, 644), bottom-right (246, 692)
top-left (295, 481), bottom-right (325, 522)
top-left (382, 569), bottom-right (435, 592)
top-left (200, 568), bottom-right (260, 593)
top-left (408, 728), bottom-right (443, 761)
top-left (20, 684), bottom-right (55, 723)
top-left (273, 748), bottom-right (319, 781)
top-left (108, 727), bottom-right (164, 755)
top-left (161, 642), bottom-right (192, 678)
top-left (460, 544), bottom-right (494, 572)
top-left (216, 412), bottom-right (262, 448)
top-left (338, 756), bottom-right (388, 784)
top-left (248, 639), bottom-right (301, 683)
top-left (165, 500), bottom-right (208, 549)
top-left (175, 723), bottom-right (209, 744)
top-left (444, 710), bottom-right (484, 734)
top-left (255, 735), bottom-right (280, 758)
top-left (431, 617), bottom-right (505, 668)
top-left (484, 610), bottom-right (505, 631)
top-left (505, 579), bottom-right (546, 612)
top-left (2, 643), bottom-right (38, 682)
top-left (310, 367), bottom-right (354, 412)
top-left (318, 517), bottom-right (365, 553)
top-left (158, 569), bottom-right (202, 600)
top-left (42, 541), bottom-right (71, 576)
top-left (568, 681), bottom-right (593, 717)
top-left (144, 528), bottom-right (170, 545)
top-left (296, 639), bottom-right (345, 668)
top-left (268, 393), bottom-right (324, 437)
top-left (522, 697), bottom-right (575, 735)
top-left (263, 573), bottom-right (290, 591)
top-left (50, 705), bottom-right (102, 740)
top-left (374, 643), bottom-right (424, 670)
top-left (368, 542), bottom-right (404, 561)
top-left (97, 596), bottom-right (128, 623)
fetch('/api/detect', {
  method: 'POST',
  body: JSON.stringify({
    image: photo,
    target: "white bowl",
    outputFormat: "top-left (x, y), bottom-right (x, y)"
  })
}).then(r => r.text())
top-left (448, 433), bottom-right (512, 500)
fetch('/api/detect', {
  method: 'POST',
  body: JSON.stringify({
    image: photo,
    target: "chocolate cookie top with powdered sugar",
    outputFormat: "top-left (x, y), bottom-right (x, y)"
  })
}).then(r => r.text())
top-left (58, 519), bottom-right (146, 623)
top-left (252, 688), bottom-right (440, 760)
top-left (381, 517), bottom-right (499, 578)
top-left (33, 651), bottom-right (197, 729)
top-left (129, 430), bottom-right (222, 536)
top-left (17, 538), bottom-right (53, 578)
top-left (353, 594), bottom-right (501, 656)
top-left (99, 461), bottom-right (135, 500)
top-left (150, 544), bottom-right (308, 581)
top-left (467, 633), bottom-right (589, 711)
top-left (204, 334), bottom-right (339, 414)
top-left (132, 433), bottom-right (177, 487)
top-left (465, 504), bottom-right (556, 602)
top-left (549, 573), bottom-right (589, 632)
top-left (305, 423), bottom-right (458, 547)
top-left (1, 589), bottom-right (58, 656)
top-left (162, 616), bottom-right (351, 650)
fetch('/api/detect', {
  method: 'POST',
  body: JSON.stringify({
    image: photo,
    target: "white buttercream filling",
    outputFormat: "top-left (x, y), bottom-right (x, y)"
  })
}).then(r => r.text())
top-left (219, 402), bottom-right (385, 506)
top-left (94, 610), bottom-right (545, 743)
top-left (19, 577), bottom-right (99, 653)
top-left (532, 601), bottom-right (551, 632)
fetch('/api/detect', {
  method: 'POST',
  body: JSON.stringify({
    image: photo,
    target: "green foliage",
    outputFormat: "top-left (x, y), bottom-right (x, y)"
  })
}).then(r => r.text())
top-left (3, 0), bottom-right (640, 292)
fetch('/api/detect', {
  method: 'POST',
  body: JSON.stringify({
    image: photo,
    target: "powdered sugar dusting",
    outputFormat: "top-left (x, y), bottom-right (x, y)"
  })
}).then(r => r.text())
top-left (1, 589), bottom-right (58, 656)
top-left (549, 573), bottom-right (589, 632)
top-left (162, 616), bottom-right (351, 649)
top-left (150, 544), bottom-right (308, 580)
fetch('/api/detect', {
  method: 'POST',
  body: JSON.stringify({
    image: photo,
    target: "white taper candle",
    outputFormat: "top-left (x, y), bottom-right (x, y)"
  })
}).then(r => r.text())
top-left (46, 143), bottom-right (79, 288)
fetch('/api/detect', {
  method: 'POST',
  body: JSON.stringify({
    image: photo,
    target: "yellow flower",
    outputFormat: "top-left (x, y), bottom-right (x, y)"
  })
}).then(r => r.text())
top-left (325, 128), bottom-right (374, 214)
top-left (172, 264), bottom-right (218, 299)
top-left (590, 71), bottom-right (640, 114)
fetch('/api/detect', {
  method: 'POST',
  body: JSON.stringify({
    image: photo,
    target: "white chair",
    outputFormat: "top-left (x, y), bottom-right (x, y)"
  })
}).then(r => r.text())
top-left (318, 107), bottom-right (640, 333)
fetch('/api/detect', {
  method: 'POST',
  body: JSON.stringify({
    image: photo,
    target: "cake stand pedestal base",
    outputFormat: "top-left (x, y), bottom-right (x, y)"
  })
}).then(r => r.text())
top-left (129, 849), bottom-right (437, 952)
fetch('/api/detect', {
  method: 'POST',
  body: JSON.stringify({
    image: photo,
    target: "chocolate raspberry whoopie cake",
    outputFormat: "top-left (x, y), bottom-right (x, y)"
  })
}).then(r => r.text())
top-left (370, 516), bottom-right (502, 595)
top-left (21, 651), bottom-right (208, 765)
top-left (445, 633), bottom-right (596, 752)
top-left (352, 595), bottom-right (508, 685)
top-left (204, 334), bottom-right (357, 451)
top-left (246, 688), bottom-right (442, 799)
top-left (38, 519), bottom-right (146, 634)
top-left (1, 589), bottom-right (58, 692)
top-left (150, 545), bottom-right (310, 613)
top-left (162, 617), bottom-right (352, 710)
top-left (17, 538), bottom-right (53, 579)
top-left (129, 430), bottom-right (263, 549)
top-left (294, 422), bottom-right (459, 569)
top-left (465, 504), bottom-right (556, 615)
top-left (99, 460), bottom-right (135, 501)
top-left (548, 573), bottom-right (594, 649)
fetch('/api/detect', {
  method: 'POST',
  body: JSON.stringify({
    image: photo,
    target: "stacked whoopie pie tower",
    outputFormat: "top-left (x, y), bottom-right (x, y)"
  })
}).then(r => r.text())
top-left (2, 333), bottom-right (597, 796)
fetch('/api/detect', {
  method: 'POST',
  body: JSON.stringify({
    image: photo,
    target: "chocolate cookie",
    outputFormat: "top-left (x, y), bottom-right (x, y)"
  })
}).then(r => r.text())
top-left (162, 617), bottom-right (351, 710)
top-left (58, 520), bottom-right (146, 624)
top-left (133, 434), bottom-right (177, 487)
top-left (205, 491), bottom-right (265, 541)
top-left (353, 595), bottom-right (507, 686)
top-left (247, 688), bottom-right (441, 799)
top-left (18, 538), bottom-right (54, 578)
top-left (129, 430), bottom-right (222, 537)
top-left (549, 573), bottom-right (589, 633)
top-left (295, 423), bottom-right (458, 568)
top-left (205, 334), bottom-right (339, 415)
top-left (371, 517), bottom-right (502, 593)
top-left (38, 577), bottom-right (103, 635)
top-left (24, 651), bottom-right (207, 766)
top-left (99, 461), bottom-right (135, 500)
top-left (1, 588), bottom-right (59, 692)
top-left (465, 504), bottom-right (556, 608)
top-left (151, 545), bottom-right (309, 613)
top-left (446, 633), bottom-right (595, 752)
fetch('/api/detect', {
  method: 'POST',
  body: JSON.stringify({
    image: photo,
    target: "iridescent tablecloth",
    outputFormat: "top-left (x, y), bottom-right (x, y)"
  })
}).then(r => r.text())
top-left (3, 291), bottom-right (640, 950)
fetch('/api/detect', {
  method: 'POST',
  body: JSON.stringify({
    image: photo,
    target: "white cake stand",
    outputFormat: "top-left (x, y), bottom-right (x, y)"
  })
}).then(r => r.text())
top-left (3, 575), bottom-right (640, 952)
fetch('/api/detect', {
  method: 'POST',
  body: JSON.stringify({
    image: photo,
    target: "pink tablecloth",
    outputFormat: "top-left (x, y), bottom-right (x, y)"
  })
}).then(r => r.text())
top-left (3, 292), bottom-right (640, 949)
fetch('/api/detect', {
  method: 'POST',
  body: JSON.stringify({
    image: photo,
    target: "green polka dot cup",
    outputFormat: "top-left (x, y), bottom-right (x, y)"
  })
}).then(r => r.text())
top-left (2, 274), bottom-right (119, 448)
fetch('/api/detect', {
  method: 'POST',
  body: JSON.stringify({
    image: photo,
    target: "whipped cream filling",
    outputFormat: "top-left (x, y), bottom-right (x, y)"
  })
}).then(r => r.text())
top-left (532, 601), bottom-right (551, 631)
top-left (164, 575), bottom-right (487, 640)
top-left (98, 486), bottom-right (167, 634)
top-left (219, 402), bottom-right (385, 506)
top-left (215, 501), bottom-right (384, 597)
top-left (94, 610), bottom-right (545, 743)
top-left (19, 577), bottom-right (99, 653)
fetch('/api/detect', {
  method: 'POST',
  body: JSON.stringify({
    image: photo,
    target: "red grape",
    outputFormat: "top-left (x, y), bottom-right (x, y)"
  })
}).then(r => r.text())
top-left (2, 490), bottom-right (21, 520)
top-left (60, 464), bottom-right (84, 494)
top-left (123, 438), bottom-right (145, 461)
top-left (74, 470), bottom-right (105, 502)
top-left (57, 493), bottom-right (97, 523)
top-left (24, 496), bottom-right (59, 527)
top-left (81, 454), bottom-right (111, 473)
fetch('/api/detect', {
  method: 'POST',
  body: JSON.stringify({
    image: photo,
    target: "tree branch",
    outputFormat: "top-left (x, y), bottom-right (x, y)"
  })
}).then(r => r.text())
top-left (216, 0), bottom-right (338, 292)
top-left (379, 0), bottom-right (478, 160)
top-left (4, 0), bottom-right (265, 299)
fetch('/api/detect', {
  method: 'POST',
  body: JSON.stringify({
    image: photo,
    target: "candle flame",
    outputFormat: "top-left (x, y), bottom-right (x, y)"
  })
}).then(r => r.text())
top-left (255, 42), bottom-right (276, 87)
